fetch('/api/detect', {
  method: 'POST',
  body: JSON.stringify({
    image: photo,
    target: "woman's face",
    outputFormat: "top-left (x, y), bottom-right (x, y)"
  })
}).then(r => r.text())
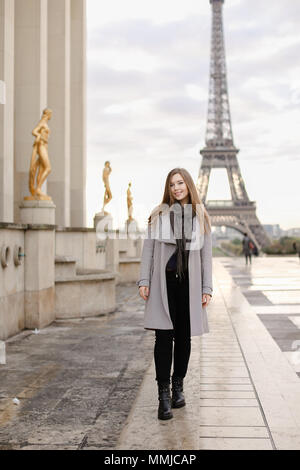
top-left (169, 173), bottom-right (189, 204)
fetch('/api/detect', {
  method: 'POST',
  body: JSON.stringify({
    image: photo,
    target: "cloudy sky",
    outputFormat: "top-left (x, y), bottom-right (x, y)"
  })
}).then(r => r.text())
top-left (86, 0), bottom-right (300, 231)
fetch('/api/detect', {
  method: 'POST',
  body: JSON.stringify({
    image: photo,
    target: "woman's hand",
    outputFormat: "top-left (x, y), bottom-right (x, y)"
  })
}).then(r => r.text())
top-left (139, 286), bottom-right (149, 301)
top-left (202, 293), bottom-right (212, 307)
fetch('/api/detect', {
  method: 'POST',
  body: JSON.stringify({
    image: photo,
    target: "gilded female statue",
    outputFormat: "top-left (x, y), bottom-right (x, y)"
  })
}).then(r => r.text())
top-left (127, 182), bottom-right (134, 221)
top-left (102, 161), bottom-right (112, 213)
top-left (24, 108), bottom-right (52, 201)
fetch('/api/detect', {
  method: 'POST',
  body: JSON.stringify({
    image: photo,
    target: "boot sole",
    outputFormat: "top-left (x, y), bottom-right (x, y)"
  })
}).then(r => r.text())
top-left (158, 413), bottom-right (173, 420)
top-left (172, 401), bottom-right (186, 408)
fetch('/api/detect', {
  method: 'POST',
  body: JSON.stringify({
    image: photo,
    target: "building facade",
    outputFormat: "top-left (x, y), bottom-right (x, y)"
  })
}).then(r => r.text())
top-left (0, 0), bottom-right (87, 227)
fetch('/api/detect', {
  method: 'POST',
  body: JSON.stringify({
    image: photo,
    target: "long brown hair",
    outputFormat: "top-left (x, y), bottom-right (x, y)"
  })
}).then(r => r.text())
top-left (147, 168), bottom-right (211, 234)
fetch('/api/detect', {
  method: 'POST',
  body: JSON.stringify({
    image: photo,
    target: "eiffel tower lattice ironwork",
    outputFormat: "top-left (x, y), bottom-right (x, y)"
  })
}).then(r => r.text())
top-left (197, 0), bottom-right (271, 251)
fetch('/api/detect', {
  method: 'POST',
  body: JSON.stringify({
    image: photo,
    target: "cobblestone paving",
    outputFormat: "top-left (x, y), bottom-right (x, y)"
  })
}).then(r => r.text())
top-left (0, 284), bottom-right (153, 450)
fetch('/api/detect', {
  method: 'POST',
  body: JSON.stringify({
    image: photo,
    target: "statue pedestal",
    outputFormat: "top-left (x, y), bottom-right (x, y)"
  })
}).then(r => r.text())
top-left (94, 212), bottom-right (119, 277)
top-left (94, 211), bottom-right (113, 231)
top-left (19, 200), bottom-right (56, 225)
top-left (125, 218), bottom-right (139, 236)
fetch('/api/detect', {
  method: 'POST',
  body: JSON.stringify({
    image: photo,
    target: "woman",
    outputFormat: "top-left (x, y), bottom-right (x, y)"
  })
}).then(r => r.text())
top-left (136, 168), bottom-right (213, 420)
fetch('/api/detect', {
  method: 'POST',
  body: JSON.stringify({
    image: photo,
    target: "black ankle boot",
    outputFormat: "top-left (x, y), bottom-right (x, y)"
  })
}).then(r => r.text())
top-left (171, 376), bottom-right (185, 408)
top-left (157, 381), bottom-right (173, 420)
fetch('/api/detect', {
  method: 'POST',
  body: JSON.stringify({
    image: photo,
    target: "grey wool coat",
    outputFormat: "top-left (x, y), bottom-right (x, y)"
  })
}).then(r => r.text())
top-left (136, 211), bottom-right (213, 336)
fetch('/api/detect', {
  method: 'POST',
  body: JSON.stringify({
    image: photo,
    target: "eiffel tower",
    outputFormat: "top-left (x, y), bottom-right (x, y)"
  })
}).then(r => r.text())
top-left (197, 0), bottom-right (271, 250)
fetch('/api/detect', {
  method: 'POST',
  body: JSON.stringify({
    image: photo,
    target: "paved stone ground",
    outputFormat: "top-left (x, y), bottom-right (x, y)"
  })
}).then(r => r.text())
top-left (0, 284), bottom-right (154, 450)
top-left (116, 257), bottom-right (300, 450)
top-left (221, 256), bottom-right (300, 377)
top-left (2, 256), bottom-right (300, 450)
top-left (117, 261), bottom-right (275, 450)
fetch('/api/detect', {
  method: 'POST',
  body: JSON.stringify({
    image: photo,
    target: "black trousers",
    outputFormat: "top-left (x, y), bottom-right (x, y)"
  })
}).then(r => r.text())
top-left (154, 269), bottom-right (191, 383)
top-left (245, 253), bottom-right (252, 264)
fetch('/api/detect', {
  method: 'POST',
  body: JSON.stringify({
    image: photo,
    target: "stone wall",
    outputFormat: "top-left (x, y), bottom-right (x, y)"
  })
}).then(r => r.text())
top-left (0, 223), bottom-right (143, 340)
top-left (0, 224), bottom-right (26, 340)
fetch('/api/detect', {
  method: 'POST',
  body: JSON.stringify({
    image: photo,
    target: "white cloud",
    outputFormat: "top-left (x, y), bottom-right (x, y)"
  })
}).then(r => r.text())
top-left (87, 0), bottom-right (210, 27)
top-left (103, 98), bottom-right (154, 116)
top-left (185, 84), bottom-right (207, 102)
top-left (89, 47), bottom-right (161, 73)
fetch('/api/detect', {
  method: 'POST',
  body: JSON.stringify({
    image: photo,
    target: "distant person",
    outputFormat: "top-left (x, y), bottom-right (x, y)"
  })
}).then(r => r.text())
top-left (293, 242), bottom-right (300, 263)
top-left (242, 232), bottom-right (252, 265)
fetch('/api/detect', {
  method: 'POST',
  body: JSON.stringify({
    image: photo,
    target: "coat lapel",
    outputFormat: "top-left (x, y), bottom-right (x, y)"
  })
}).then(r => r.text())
top-left (158, 212), bottom-right (205, 323)
top-left (144, 208), bottom-right (210, 336)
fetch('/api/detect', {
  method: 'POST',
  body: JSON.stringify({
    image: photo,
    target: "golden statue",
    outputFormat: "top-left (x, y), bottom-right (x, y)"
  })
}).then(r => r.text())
top-left (24, 108), bottom-right (52, 201)
top-left (101, 161), bottom-right (112, 214)
top-left (127, 182), bottom-right (134, 221)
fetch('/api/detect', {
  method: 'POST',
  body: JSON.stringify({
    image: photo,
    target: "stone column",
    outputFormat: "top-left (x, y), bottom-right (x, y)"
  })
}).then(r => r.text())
top-left (70, 0), bottom-right (87, 227)
top-left (47, 0), bottom-right (71, 227)
top-left (24, 226), bottom-right (55, 329)
top-left (105, 237), bottom-right (120, 279)
top-left (0, 0), bottom-right (14, 223)
top-left (135, 235), bottom-right (143, 258)
top-left (14, 0), bottom-right (48, 222)
top-left (0, 340), bottom-right (5, 364)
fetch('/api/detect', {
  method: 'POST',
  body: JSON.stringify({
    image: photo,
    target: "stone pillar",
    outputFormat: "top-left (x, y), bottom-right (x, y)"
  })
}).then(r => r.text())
top-left (0, 0), bottom-right (14, 223)
top-left (0, 340), bottom-right (5, 364)
top-left (70, 0), bottom-right (87, 227)
top-left (47, 0), bottom-right (71, 227)
top-left (135, 236), bottom-right (143, 258)
top-left (14, 0), bottom-right (48, 222)
top-left (105, 237), bottom-right (120, 279)
top-left (24, 226), bottom-right (56, 329)
top-left (0, 80), bottom-right (5, 103)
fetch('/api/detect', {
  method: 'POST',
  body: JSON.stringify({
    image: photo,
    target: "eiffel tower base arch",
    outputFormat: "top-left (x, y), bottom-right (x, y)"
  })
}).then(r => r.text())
top-left (208, 205), bottom-right (272, 253)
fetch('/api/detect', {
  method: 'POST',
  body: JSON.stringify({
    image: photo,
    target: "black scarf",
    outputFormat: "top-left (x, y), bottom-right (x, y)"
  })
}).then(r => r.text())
top-left (169, 201), bottom-right (194, 281)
